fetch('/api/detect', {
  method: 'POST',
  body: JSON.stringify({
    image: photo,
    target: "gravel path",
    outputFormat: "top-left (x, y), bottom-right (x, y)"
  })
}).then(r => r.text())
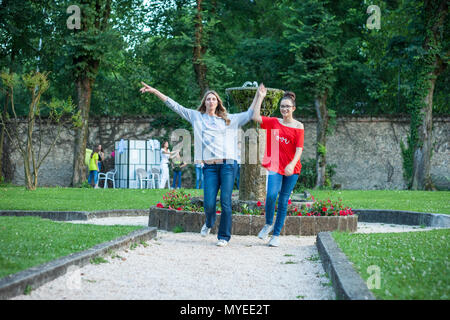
top-left (11, 217), bottom-right (439, 300)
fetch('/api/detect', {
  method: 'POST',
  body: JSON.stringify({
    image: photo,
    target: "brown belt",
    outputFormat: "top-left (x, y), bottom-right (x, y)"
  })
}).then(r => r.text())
top-left (204, 159), bottom-right (233, 165)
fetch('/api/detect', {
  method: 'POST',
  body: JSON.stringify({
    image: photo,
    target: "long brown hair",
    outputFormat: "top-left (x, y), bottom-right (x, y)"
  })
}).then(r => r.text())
top-left (197, 90), bottom-right (230, 125)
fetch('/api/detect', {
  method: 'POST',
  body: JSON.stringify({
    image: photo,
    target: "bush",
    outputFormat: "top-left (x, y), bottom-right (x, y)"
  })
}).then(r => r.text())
top-left (294, 158), bottom-right (337, 192)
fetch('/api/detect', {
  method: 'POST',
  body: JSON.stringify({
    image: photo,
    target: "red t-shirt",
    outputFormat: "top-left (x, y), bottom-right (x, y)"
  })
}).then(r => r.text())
top-left (260, 116), bottom-right (304, 175)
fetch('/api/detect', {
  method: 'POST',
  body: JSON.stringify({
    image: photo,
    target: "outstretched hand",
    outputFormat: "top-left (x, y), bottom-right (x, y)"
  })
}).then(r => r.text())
top-left (257, 83), bottom-right (267, 98)
top-left (140, 82), bottom-right (156, 94)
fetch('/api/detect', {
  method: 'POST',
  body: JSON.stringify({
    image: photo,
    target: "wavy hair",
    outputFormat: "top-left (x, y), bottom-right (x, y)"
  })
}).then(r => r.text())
top-left (197, 90), bottom-right (230, 125)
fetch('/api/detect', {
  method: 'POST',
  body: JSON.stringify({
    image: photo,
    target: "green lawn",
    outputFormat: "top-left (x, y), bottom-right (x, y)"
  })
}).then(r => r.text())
top-left (309, 190), bottom-right (450, 214)
top-left (0, 216), bottom-right (143, 279)
top-left (0, 186), bottom-right (448, 214)
top-left (332, 229), bottom-right (450, 300)
top-left (0, 186), bottom-right (203, 211)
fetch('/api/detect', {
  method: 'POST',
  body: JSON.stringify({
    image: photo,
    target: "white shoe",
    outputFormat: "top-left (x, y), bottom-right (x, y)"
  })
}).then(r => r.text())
top-left (258, 224), bottom-right (274, 240)
top-left (216, 239), bottom-right (228, 247)
top-left (200, 224), bottom-right (211, 237)
top-left (268, 236), bottom-right (280, 247)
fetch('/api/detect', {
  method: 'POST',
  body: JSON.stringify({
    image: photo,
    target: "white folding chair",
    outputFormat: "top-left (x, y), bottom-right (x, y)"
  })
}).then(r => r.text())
top-left (98, 169), bottom-right (117, 189)
top-left (149, 167), bottom-right (161, 189)
top-left (137, 168), bottom-right (154, 189)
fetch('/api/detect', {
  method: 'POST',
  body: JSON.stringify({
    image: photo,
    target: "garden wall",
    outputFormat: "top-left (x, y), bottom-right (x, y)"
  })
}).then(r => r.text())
top-left (3, 115), bottom-right (449, 190)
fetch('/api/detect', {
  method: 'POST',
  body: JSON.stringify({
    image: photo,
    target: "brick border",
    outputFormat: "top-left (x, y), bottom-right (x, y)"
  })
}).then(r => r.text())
top-left (148, 206), bottom-right (358, 236)
top-left (0, 227), bottom-right (157, 300)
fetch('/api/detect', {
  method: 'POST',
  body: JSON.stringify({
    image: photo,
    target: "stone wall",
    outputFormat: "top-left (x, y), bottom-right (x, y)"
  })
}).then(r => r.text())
top-left (4, 115), bottom-right (449, 190)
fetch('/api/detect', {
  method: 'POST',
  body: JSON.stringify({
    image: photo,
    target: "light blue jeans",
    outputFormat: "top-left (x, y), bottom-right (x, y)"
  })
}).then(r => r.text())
top-left (195, 166), bottom-right (203, 189)
top-left (264, 171), bottom-right (299, 236)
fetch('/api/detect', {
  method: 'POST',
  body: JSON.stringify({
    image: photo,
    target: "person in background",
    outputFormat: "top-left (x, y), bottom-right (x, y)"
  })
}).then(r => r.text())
top-left (160, 141), bottom-right (178, 189)
top-left (97, 145), bottom-right (105, 173)
top-left (195, 162), bottom-right (204, 189)
top-left (88, 147), bottom-right (100, 188)
top-left (171, 151), bottom-right (187, 189)
top-left (234, 141), bottom-right (242, 190)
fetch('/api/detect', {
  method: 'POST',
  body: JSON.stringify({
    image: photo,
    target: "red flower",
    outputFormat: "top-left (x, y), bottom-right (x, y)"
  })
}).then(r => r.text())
top-left (156, 202), bottom-right (164, 208)
top-left (306, 203), bottom-right (311, 208)
top-left (288, 199), bottom-right (292, 205)
top-left (322, 207), bottom-right (327, 212)
top-left (297, 212), bottom-right (302, 216)
top-left (176, 207), bottom-right (182, 211)
top-left (311, 196), bottom-right (315, 201)
top-left (216, 210), bottom-right (221, 214)
top-left (256, 201), bottom-right (262, 207)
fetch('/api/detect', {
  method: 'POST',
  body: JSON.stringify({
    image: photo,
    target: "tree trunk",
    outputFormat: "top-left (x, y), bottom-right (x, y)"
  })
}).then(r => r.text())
top-left (0, 52), bottom-right (15, 182)
top-left (411, 0), bottom-right (447, 190)
top-left (314, 91), bottom-right (328, 188)
top-left (71, 0), bottom-right (110, 186)
top-left (193, 0), bottom-right (209, 97)
top-left (411, 64), bottom-right (438, 190)
top-left (72, 74), bottom-right (95, 187)
top-left (0, 89), bottom-right (9, 182)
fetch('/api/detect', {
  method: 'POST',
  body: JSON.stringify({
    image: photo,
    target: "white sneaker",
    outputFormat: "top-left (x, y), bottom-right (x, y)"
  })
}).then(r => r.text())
top-left (268, 236), bottom-right (280, 247)
top-left (200, 224), bottom-right (211, 237)
top-left (216, 239), bottom-right (228, 247)
top-left (258, 224), bottom-right (274, 240)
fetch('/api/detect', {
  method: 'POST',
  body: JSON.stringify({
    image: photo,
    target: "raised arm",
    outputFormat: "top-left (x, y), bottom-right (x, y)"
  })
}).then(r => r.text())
top-left (251, 83), bottom-right (267, 124)
top-left (140, 81), bottom-right (194, 122)
top-left (140, 82), bottom-right (168, 102)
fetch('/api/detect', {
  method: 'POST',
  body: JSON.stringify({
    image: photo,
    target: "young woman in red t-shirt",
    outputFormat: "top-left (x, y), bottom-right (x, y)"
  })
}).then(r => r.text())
top-left (252, 86), bottom-right (304, 247)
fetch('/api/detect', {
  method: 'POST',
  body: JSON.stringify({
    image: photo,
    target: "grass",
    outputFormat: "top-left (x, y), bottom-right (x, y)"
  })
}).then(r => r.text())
top-left (0, 216), bottom-right (142, 278)
top-left (1, 185), bottom-right (449, 299)
top-left (309, 190), bottom-right (450, 214)
top-left (0, 186), bottom-right (448, 214)
top-left (332, 229), bottom-right (450, 300)
top-left (0, 186), bottom-right (203, 211)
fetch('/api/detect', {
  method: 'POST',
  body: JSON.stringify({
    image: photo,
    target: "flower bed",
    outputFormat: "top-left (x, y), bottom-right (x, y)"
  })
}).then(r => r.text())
top-left (148, 190), bottom-right (358, 236)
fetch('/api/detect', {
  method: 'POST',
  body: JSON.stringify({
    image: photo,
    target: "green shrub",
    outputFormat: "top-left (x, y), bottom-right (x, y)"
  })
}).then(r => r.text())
top-left (294, 158), bottom-right (337, 191)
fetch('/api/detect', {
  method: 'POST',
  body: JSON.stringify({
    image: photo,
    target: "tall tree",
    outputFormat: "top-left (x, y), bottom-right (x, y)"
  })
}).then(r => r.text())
top-left (410, 0), bottom-right (447, 190)
top-left (281, 0), bottom-right (341, 188)
top-left (0, 71), bottom-right (80, 190)
top-left (193, 0), bottom-right (209, 96)
top-left (0, 0), bottom-right (51, 182)
top-left (68, 0), bottom-right (113, 186)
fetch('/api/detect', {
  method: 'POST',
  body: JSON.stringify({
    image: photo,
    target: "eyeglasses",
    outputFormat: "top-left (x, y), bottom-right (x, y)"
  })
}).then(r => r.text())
top-left (280, 104), bottom-right (293, 109)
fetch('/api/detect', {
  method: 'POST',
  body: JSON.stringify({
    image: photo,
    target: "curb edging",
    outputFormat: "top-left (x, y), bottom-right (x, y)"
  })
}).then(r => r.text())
top-left (354, 209), bottom-right (450, 228)
top-left (0, 227), bottom-right (157, 300)
top-left (0, 209), bottom-right (149, 221)
top-left (316, 232), bottom-right (376, 300)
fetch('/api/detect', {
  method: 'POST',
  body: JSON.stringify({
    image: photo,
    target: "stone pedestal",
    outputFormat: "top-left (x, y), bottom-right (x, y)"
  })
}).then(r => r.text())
top-left (225, 86), bottom-right (284, 202)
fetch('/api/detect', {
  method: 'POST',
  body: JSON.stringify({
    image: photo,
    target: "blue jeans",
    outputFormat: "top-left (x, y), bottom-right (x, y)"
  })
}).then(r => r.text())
top-left (172, 170), bottom-right (182, 188)
top-left (203, 160), bottom-right (237, 242)
top-left (234, 164), bottom-right (240, 189)
top-left (195, 166), bottom-right (203, 189)
top-left (265, 171), bottom-right (299, 236)
top-left (88, 170), bottom-right (98, 186)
